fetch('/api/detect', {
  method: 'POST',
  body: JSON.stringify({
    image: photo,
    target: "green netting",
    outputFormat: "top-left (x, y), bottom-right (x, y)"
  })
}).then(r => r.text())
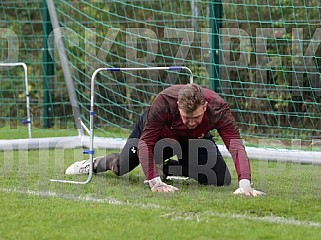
top-left (54, 0), bottom-right (209, 138)
top-left (0, 1), bottom-right (320, 146)
top-left (220, 0), bottom-right (321, 145)
top-left (0, 1), bottom-right (76, 138)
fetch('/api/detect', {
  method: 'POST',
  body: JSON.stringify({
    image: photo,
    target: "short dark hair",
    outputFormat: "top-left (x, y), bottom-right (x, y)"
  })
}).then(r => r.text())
top-left (177, 83), bottom-right (206, 113)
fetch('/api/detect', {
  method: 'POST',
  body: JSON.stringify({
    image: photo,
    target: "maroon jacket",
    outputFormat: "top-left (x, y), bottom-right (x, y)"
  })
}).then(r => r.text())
top-left (138, 85), bottom-right (251, 181)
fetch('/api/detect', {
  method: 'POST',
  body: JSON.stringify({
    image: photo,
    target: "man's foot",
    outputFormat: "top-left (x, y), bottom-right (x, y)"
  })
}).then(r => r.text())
top-left (65, 154), bottom-right (120, 175)
top-left (65, 157), bottom-right (101, 175)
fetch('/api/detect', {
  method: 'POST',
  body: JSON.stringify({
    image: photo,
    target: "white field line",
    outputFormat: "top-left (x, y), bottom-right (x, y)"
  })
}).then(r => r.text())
top-left (0, 188), bottom-right (165, 210)
top-left (162, 211), bottom-right (321, 227)
top-left (2, 187), bottom-right (321, 228)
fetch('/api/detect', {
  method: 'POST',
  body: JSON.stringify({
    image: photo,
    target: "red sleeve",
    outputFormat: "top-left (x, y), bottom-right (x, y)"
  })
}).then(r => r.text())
top-left (215, 107), bottom-right (251, 181)
top-left (138, 95), bottom-right (168, 180)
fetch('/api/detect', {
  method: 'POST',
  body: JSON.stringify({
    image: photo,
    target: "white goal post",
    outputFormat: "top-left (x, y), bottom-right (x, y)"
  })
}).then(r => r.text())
top-left (50, 66), bottom-right (194, 184)
top-left (0, 62), bottom-right (32, 138)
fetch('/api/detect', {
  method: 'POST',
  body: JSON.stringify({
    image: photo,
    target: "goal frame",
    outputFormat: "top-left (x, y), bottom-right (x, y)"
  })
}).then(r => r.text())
top-left (50, 66), bottom-right (194, 184)
top-left (0, 62), bottom-right (32, 138)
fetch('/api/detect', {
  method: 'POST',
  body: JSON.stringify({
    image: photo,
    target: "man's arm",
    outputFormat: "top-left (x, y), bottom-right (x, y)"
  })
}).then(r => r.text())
top-left (138, 96), bottom-right (179, 192)
top-left (215, 107), bottom-right (265, 196)
top-left (138, 96), bottom-right (166, 180)
top-left (215, 107), bottom-right (251, 181)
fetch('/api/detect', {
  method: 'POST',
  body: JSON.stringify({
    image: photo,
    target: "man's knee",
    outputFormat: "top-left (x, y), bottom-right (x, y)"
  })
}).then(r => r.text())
top-left (217, 171), bottom-right (231, 186)
top-left (195, 168), bottom-right (231, 186)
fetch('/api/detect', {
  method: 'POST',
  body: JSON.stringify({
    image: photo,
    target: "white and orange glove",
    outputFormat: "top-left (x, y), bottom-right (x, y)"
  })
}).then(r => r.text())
top-left (233, 179), bottom-right (266, 197)
top-left (145, 177), bottom-right (179, 193)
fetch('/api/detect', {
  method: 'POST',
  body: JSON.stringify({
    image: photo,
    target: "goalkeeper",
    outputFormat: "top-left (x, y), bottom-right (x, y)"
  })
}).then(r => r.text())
top-left (66, 83), bottom-right (265, 196)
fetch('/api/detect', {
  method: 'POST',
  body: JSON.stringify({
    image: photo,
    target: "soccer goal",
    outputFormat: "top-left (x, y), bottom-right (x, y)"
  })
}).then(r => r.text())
top-left (1, 1), bottom-right (321, 179)
top-left (46, 0), bottom-right (321, 164)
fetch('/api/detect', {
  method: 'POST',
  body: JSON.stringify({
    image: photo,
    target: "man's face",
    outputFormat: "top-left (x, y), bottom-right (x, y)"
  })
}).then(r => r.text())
top-left (178, 102), bottom-right (208, 129)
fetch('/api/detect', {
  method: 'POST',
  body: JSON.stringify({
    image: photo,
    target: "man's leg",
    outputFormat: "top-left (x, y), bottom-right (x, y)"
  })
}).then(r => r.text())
top-left (179, 135), bottom-right (231, 186)
top-left (93, 154), bottom-right (120, 174)
top-left (94, 110), bottom-right (148, 175)
top-left (155, 145), bottom-right (181, 180)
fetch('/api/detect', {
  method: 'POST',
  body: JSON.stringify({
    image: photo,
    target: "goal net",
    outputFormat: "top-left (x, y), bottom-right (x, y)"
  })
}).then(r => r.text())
top-left (0, 1), bottom-right (320, 162)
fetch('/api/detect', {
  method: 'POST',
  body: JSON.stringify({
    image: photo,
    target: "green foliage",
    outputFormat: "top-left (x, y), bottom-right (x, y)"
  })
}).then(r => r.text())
top-left (0, 1), bottom-right (320, 143)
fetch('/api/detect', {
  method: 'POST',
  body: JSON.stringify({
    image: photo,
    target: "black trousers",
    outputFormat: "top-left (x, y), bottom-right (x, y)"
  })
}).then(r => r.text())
top-left (117, 111), bottom-right (231, 186)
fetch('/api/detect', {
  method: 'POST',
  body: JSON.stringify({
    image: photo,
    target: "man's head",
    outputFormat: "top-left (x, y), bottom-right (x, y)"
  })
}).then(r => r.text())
top-left (177, 83), bottom-right (208, 129)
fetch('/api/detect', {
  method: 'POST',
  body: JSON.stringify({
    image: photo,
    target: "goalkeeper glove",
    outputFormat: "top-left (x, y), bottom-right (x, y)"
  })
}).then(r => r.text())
top-left (145, 176), bottom-right (179, 193)
top-left (233, 179), bottom-right (266, 197)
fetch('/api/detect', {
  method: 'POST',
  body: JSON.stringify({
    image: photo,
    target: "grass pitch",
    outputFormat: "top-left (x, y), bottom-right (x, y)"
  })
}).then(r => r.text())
top-left (1, 148), bottom-right (321, 239)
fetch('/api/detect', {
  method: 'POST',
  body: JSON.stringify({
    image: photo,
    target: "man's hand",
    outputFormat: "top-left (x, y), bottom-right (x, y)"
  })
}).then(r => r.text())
top-left (233, 179), bottom-right (266, 197)
top-left (146, 176), bottom-right (179, 193)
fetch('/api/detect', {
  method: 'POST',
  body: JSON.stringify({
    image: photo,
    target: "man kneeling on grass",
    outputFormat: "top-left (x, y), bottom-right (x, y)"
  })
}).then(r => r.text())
top-left (66, 83), bottom-right (265, 196)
